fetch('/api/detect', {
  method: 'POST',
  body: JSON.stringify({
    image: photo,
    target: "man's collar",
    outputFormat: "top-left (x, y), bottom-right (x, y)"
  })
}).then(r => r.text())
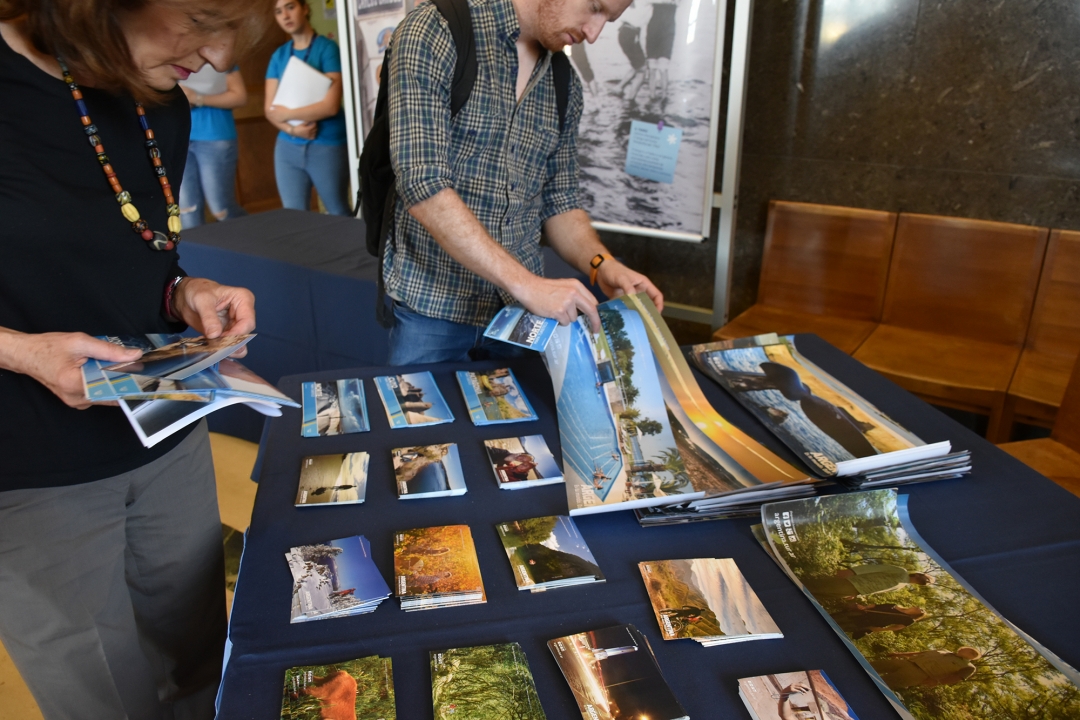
top-left (490, 0), bottom-right (523, 43)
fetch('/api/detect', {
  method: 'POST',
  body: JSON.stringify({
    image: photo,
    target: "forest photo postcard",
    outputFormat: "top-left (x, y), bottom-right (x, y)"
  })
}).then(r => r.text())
top-left (496, 515), bottom-right (604, 592)
top-left (430, 643), bottom-right (547, 719)
top-left (393, 525), bottom-right (486, 610)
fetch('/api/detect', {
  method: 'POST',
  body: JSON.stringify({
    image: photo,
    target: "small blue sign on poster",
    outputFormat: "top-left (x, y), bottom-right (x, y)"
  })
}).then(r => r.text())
top-left (624, 120), bottom-right (683, 184)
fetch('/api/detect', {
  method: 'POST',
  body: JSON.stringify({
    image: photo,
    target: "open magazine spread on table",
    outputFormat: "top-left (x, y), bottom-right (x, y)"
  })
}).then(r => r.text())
top-left (756, 489), bottom-right (1080, 720)
top-left (689, 336), bottom-right (952, 478)
top-left (537, 293), bottom-right (811, 516)
top-left (81, 333), bottom-right (298, 447)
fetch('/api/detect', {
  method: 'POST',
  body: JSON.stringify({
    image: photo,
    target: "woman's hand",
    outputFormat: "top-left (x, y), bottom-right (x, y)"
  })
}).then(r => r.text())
top-left (265, 104), bottom-right (295, 124)
top-left (171, 278), bottom-right (256, 356)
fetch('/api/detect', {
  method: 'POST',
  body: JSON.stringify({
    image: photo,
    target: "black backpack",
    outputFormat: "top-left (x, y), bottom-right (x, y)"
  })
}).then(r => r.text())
top-left (358, 0), bottom-right (573, 327)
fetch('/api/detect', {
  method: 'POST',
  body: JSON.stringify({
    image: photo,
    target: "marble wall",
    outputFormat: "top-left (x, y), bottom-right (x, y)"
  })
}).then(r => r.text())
top-left (603, 0), bottom-right (1080, 321)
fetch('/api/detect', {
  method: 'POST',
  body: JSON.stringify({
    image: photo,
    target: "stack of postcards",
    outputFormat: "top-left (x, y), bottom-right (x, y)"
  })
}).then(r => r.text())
top-left (393, 525), bottom-right (486, 611)
top-left (393, 443), bottom-right (467, 499)
top-left (374, 371), bottom-right (454, 428)
top-left (286, 535), bottom-right (391, 623)
top-left (497, 515), bottom-right (604, 592)
top-left (431, 644), bottom-right (546, 720)
top-left (483, 435), bottom-right (564, 490)
top-left (281, 655), bottom-right (396, 720)
top-left (455, 367), bottom-right (538, 425)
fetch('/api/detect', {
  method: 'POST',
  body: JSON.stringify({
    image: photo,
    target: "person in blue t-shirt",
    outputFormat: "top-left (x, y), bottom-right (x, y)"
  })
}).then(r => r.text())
top-left (264, 0), bottom-right (350, 215)
top-left (179, 67), bottom-right (248, 228)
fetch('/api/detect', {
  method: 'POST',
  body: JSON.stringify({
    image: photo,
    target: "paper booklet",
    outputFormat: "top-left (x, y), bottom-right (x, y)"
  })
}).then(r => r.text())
top-left (374, 371), bottom-right (454, 428)
top-left (689, 335), bottom-right (952, 478)
top-left (483, 305), bottom-right (558, 351)
top-left (456, 367), bottom-right (538, 425)
top-left (639, 558), bottom-right (781, 645)
top-left (430, 644), bottom-right (546, 720)
top-left (738, 670), bottom-right (858, 720)
top-left (271, 55), bottom-right (332, 126)
top-left (281, 655), bottom-right (396, 720)
top-left (548, 623), bottom-right (689, 720)
top-left (483, 435), bottom-right (564, 489)
top-left (756, 489), bottom-right (1080, 720)
top-left (82, 335), bottom-right (297, 448)
top-left (533, 293), bottom-right (811, 517)
top-left (392, 443), bottom-right (466, 499)
top-left (295, 452), bottom-right (370, 507)
top-left (301, 378), bottom-right (370, 437)
top-left (178, 64), bottom-right (228, 96)
top-left (496, 515), bottom-right (604, 592)
top-left (286, 535), bottom-right (391, 623)
top-left (393, 525), bottom-right (486, 610)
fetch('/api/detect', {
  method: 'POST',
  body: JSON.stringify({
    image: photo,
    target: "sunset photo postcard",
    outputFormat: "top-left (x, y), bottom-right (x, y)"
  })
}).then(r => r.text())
top-left (483, 435), bottom-right (563, 489)
top-left (295, 452), bottom-right (370, 507)
top-left (496, 515), bottom-right (604, 592)
top-left (455, 367), bottom-right (538, 425)
top-left (738, 670), bottom-right (859, 720)
top-left (280, 655), bottom-right (396, 720)
top-left (392, 444), bottom-right (466, 499)
top-left (374, 372), bottom-right (454, 428)
top-left (430, 643), bottom-right (547, 720)
top-left (393, 524), bottom-right (486, 611)
top-left (301, 378), bottom-right (370, 437)
top-left (285, 535), bottom-right (391, 623)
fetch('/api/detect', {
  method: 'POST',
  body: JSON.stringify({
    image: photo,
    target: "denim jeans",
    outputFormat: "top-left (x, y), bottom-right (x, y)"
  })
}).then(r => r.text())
top-left (178, 139), bottom-right (247, 229)
top-left (273, 138), bottom-right (351, 216)
top-left (387, 301), bottom-right (533, 365)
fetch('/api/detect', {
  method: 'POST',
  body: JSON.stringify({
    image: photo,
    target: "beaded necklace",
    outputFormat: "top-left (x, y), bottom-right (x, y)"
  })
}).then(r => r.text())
top-left (57, 57), bottom-right (180, 251)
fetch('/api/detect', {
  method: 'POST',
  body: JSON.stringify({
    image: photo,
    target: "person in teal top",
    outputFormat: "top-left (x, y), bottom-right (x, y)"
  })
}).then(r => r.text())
top-left (179, 67), bottom-right (248, 228)
top-left (264, 0), bottom-right (350, 215)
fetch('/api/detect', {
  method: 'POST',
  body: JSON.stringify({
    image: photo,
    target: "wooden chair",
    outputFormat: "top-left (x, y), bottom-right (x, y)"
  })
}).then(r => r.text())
top-left (999, 355), bottom-right (1080, 497)
top-left (998, 229), bottom-right (1080, 438)
top-left (853, 213), bottom-right (1049, 440)
top-left (715, 201), bottom-right (897, 353)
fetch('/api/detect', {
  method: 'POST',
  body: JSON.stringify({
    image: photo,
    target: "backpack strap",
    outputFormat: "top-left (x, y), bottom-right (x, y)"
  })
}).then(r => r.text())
top-left (551, 49), bottom-right (571, 133)
top-left (431, 0), bottom-right (477, 118)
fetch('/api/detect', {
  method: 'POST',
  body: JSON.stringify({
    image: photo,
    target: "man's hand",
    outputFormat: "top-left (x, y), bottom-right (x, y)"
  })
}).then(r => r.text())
top-left (514, 276), bottom-right (601, 331)
top-left (595, 257), bottom-right (664, 312)
top-left (172, 278), bottom-right (256, 356)
top-left (0, 331), bottom-right (143, 409)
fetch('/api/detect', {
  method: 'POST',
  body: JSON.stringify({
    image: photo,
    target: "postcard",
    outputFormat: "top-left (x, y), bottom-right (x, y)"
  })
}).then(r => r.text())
top-left (281, 655), bottom-right (396, 720)
top-left (484, 305), bottom-right (557, 351)
top-left (393, 525), bottom-right (486, 609)
top-left (430, 643), bottom-right (546, 719)
top-left (759, 490), bottom-right (1080, 720)
top-left (456, 368), bottom-right (537, 425)
top-left (392, 444), bottom-right (466, 499)
top-left (547, 623), bottom-right (688, 720)
top-left (483, 435), bottom-right (563, 489)
top-left (103, 333), bottom-right (254, 380)
top-left (301, 378), bottom-right (370, 437)
top-left (295, 452), bottom-right (370, 507)
top-left (738, 670), bottom-right (858, 720)
top-left (374, 372), bottom-right (454, 428)
top-left (497, 515), bottom-right (603, 591)
top-left (285, 535), bottom-right (390, 622)
top-left (639, 558), bottom-right (781, 644)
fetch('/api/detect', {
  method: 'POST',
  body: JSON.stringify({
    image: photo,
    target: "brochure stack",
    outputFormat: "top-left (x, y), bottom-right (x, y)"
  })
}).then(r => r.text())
top-left (285, 535), bottom-right (391, 623)
top-left (496, 515), bottom-right (604, 592)
top-left (393, 525), bottom-right (486, 610)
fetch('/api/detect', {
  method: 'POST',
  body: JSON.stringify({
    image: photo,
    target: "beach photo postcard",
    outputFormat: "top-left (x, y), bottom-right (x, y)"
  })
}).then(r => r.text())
top-left (285, 535), bottom-right (391, 622)
top-left (295, 452), bottom-right (370, 507)
top-left (103, 333), bottom-right (254, 380)
top-left (483, 435), bottom-right (563, 489)
top-left (456, 367), bottom-right (538, 425)
top-left (547, 623), bottom-right (688, 720)
top-left (496, 515), bottom-right (604, 592)
top-left (280, 655), bottom-right (396, 720)
top-left (300, 378), bottom-right (369, 437)
top-left (430, 643), bottom-right (547, 720)
top-left (374, 372), bottom-right (454, 428)
top-left (738, 670), bottom-right (858, 720)
top-left (392, 444), bottom-right (466, 499)
top-left (638, 558), bottom-right (781, 645)
top-left (759, 489), bottom-right (1080, 720)
top-left (393, 524), bottom-right (486, 610)
top-left (483, 304), bottom-right (557, 351)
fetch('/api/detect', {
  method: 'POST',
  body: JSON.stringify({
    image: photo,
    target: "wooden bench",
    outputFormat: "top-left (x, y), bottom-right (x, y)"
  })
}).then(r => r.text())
top-left (853, 213), bottom-right (1048, 440)
top-left (715, 201), bottom-right (897, 354)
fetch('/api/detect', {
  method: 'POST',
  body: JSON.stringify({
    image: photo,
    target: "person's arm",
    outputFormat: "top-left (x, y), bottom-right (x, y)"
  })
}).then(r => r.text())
top-left (183, 69), bottom-right (247, 110)
top-left (266, 71), bottom-right (342, 124)
top-left (264, 77), bottom-right (317, 141)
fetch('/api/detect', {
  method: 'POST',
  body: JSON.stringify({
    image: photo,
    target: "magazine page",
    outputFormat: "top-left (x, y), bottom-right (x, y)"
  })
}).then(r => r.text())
top-left (214, 359), bottom-right (298, 406)
top-left (104, 334), bottom-right (254, 380)
top-left (760, 490), bottom-right (1080, 719)
top-left (484, 305), bottom-right (558, 351)
top-left (639, 558), bottom-right (780, 643)
top-left (483, 435), bottom-right (563, 488)
top-left (82, 334), bottom-right (184, 400)
top-left (430, 643), bottom-right (546, 719)
top-left (301, 378), bottom-right (370, 437)
top-left (496, 516), bottom-right (603, 591)
top-left (456, 368), bottom-right (537, 425)
top-left (281, 655), bottom-right (396, 720)
top-left (392, 444), bottom-right (466, 499)
top-left (295, 452), bottom-right (370, 507)
top-left (120, 394), bottom-right (282, 448)
top-left (738, 670), bottom-right (859, 720)
top-left (374, 372), bottom-right (454, 428)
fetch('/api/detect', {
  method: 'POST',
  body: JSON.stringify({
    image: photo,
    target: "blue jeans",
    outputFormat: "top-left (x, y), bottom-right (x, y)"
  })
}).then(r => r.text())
top-left (179, 139), bottom-right (247, 229)
top-left (387, 301), bottom-right (533, 365)
top-left (274, 138), bottom-right (351, 216)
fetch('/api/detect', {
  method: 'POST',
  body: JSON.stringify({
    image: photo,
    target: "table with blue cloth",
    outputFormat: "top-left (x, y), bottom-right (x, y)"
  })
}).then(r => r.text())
top-left (216, 335), bottom-right (1080, 718)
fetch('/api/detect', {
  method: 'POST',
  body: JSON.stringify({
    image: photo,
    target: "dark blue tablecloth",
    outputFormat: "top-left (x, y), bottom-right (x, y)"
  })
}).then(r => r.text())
top-left (217, 335), bottom-right (1080, 719)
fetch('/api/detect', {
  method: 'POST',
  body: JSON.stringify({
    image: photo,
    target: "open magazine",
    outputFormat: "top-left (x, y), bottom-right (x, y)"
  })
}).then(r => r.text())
top-left (756, 490), bottom-right (1080, 720)
top-left (82, 334), bottom-right (298, 447)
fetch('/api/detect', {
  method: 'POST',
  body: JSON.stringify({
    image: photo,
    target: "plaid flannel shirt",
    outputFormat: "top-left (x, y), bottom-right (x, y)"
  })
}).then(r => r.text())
top-left (385, 0), bottom-right (584, 326)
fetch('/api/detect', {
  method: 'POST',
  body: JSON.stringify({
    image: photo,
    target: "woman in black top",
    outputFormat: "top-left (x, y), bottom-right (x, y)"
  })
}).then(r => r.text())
top-left (0, 1), bottom-right (268, 717)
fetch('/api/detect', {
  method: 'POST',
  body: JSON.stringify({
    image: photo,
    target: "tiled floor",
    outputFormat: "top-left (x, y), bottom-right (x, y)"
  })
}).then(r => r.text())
top-left (0, 433), bottom-right (260, 719)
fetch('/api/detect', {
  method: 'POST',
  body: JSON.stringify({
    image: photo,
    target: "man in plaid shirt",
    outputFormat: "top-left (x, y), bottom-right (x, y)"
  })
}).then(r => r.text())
top-left (384, 0), bottom-right (663, 364)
